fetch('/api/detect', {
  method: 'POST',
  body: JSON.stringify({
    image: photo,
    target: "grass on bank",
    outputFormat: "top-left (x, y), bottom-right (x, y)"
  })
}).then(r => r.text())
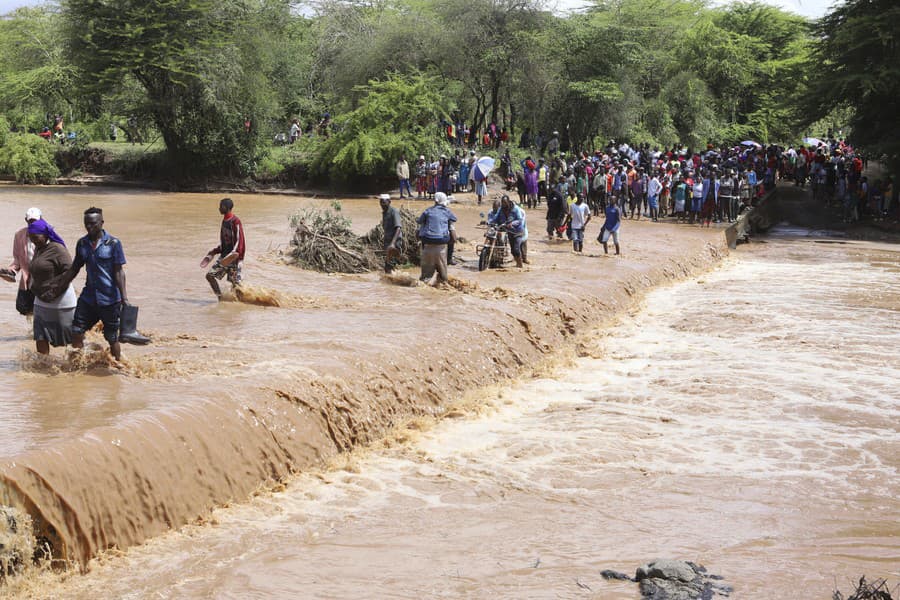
top-left (89, 139), bottom-right (166, 158)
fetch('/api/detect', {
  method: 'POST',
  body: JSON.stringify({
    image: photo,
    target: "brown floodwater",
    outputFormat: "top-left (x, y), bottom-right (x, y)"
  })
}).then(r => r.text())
top-left (1, 185), bottom-right (897, 598)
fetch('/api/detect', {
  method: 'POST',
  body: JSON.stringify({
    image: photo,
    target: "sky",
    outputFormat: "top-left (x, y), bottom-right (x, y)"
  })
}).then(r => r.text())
top-left (0, 0), bottom-right (835, 20)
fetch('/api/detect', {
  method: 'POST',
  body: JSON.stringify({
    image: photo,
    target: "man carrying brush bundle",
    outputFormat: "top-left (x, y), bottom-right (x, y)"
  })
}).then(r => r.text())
top-left (202, 197), bottom-right (246, 299)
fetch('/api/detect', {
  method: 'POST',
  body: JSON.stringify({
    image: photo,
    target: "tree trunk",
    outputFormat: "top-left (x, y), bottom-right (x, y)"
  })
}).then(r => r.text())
top-left (472, 93), bottom-right (485, 143)
top-left (489, 75), bottom-right (501, 125)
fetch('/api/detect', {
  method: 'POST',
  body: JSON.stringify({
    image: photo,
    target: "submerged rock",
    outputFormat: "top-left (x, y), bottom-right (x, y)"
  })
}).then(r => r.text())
top-left (636, 559), bottom-right (699, 584)
top-left (603, 559), bottom-right (732, 599)
top-left (0, 506), bottom-right (35, 579)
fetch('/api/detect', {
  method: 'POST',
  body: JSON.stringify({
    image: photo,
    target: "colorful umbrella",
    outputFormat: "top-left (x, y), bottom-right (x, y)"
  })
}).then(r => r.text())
top-left (472, 156), bottom-right (495, 182)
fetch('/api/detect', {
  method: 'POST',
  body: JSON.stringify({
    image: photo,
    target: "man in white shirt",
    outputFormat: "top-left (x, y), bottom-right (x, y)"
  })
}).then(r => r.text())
top-left (568, 194), bottom-right (591, 253)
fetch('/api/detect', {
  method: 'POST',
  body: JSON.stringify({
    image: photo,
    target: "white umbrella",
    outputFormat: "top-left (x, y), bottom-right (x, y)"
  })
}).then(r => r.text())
top-left (803, 137), bottom-right (825, 146)
top-left (740, 140), bottom-right (761, 148)
top-left (472, 156), bottom-right (495, 182)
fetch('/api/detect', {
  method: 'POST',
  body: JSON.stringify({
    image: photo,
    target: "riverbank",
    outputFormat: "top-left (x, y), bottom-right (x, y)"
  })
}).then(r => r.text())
top-left (0, 187), bottom-right (727, 576)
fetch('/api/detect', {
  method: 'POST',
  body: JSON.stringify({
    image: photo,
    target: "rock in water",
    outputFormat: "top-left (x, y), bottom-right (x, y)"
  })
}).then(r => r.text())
top-left (601, 569), bottom-right (634, 581)
top-left (636, 559), bottom-right (700, 584)
top-left (600, 559), bottom-right (732, 599)
top-left (0, 506), bottom-right (35, 579)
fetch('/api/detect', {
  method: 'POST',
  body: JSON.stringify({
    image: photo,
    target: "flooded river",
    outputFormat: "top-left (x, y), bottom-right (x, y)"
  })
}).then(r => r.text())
top-left (33, 231), bottom-right (900, 597)
top-left (1, 186), bottom-right (897, 598)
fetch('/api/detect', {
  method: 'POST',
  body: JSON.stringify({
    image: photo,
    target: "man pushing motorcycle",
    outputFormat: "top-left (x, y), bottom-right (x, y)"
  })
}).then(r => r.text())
top-left (488, 195), bottom-right (529, 268)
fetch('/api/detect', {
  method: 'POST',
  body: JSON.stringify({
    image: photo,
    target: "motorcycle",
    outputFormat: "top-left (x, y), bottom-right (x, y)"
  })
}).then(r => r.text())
top-left (476, 223), bottom-right (509, 271)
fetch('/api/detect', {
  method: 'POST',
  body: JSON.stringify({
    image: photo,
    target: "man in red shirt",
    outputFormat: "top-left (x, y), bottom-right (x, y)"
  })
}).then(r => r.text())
top-left (201, 197), bottom-right (246, 299)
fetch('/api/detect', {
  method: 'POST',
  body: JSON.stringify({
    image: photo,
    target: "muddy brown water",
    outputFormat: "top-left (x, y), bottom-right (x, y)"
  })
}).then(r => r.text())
top-left (1, 185), bottom-right (897, 598)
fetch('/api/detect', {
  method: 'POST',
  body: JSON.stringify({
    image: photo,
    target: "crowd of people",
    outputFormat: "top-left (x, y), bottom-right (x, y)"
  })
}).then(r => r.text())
top-left (394, 151), bottom-right (489, 204)
top-left (786, 140), bottom-right (897, 223)
top-left (387, 132), bottom-right (896, 286)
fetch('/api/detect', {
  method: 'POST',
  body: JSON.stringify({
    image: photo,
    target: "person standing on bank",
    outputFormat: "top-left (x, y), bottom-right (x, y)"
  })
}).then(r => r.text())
top-left (27, 219), bottom-right (76, 354)
top-left (1, 207), bottom-right (43, 316)
top-left (396, 154), bottom-right (412, 199)
top-left (53, 207), bottom-right (129, 360)
top-left (379, 194), bottom-right (402, 273)
top-left (416, 192), bottom-right (456, 285)
top-left (202, 198), bottom-right (246, 299)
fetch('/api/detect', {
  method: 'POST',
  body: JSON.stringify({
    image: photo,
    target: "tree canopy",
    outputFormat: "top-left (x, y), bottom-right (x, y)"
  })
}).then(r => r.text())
top-left (804, 0), bottom-right (900, 172)
top-left (0, 0), bottom-right (891, 180)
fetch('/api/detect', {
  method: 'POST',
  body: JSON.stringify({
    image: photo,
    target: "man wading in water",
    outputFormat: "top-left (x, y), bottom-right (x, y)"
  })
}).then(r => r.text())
top-left (201, 198), bottom-right (246, 299)
top-left (379, 194), bottom-right (402, 273)
top-left (54, 207), bottom-right (130, 360)
top-left (416, 192), bottom-right (456, 285)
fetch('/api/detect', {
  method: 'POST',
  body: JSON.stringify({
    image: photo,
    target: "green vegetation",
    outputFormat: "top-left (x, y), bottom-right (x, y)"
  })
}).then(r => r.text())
top-left (0, 0), bottom-right (893, 184)
top-left (0, 132), bottom-right (59, 183)
top-left (804, 0), bottom-right (900, 173)
top-left (312, 73), bottom-right (453, 181)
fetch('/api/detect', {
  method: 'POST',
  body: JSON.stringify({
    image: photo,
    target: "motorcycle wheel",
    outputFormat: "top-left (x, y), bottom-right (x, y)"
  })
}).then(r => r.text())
top-left (478, 246), bottom-right (492, 271)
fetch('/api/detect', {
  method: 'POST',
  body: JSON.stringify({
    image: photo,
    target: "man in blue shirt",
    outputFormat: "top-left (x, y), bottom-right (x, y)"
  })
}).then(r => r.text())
top-left (56, 207), bottom-right (129, 360)
top-left (488, 195), bottom-right (529, 267)
top-left (599, 197), bottom-right (622, 255)
top-left (416, 192), bottom-right (457, 285)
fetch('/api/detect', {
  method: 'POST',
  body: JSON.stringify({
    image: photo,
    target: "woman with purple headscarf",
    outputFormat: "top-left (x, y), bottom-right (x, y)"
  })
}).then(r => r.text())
top-left (27, 219), bottom-right (76, 353)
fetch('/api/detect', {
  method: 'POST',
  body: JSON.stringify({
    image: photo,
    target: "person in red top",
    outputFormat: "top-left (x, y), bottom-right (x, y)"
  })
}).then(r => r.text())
top-left (201, 197), bottom-right (246, 298)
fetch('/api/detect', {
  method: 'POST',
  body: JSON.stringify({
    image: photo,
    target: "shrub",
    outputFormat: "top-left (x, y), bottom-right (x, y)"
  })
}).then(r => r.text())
top-left (0, 134), bottom-right (60, 183)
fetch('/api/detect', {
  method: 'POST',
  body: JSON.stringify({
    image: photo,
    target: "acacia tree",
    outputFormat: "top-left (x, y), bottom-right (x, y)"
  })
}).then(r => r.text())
top-left (0, 7), bottom-right (79, 124)
top-left (63, 0), bottom-right (278, 175)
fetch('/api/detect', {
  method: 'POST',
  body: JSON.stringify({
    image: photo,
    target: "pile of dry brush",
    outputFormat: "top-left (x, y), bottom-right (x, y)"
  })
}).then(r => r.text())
top-left (288, 204), bottom-right (420, 274)
top-left (834, 577), bottom-right (897, 600)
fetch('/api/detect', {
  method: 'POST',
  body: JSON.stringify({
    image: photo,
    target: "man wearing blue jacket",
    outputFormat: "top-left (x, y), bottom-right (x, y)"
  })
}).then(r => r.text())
top-left (489, 195), bottom-right (528, 267)
top-left (416, 192), bottom-right (457, 285)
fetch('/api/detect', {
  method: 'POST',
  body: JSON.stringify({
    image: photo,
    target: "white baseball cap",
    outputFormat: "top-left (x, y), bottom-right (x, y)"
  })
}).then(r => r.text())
top-left (378, 194), bottom-right (391, 201)
top-left (25, 207), bottom-right (41, 221)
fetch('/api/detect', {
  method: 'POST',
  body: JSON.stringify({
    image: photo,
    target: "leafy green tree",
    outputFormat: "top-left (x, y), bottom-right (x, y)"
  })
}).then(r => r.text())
top-left (674, 22), bottom-right (757, 119)
top-left (429, 0), bottom-right (546, 132)
top-left (715, 2), bottom-right (811, 141)
top-left (313, 73), bottom-right (453, 180)
top-left (62, 0), bottom-right (278, 175)
top-left (805, 0), bottom-right (900, 171)
top-left (661, 72), bottom-right (720, 149)
top-left (0, 7), bottom-right (78, 122)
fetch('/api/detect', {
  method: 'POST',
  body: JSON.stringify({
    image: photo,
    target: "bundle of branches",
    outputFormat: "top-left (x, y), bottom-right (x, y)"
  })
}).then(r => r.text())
top-left (834, 577), bottom-right (896, 600)
top-left (289, 204), bottom-right (423, 274)
top-left (360, 207), bottom-right (421, 266)
top-left (289, 205), bottom-right (380, 274)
